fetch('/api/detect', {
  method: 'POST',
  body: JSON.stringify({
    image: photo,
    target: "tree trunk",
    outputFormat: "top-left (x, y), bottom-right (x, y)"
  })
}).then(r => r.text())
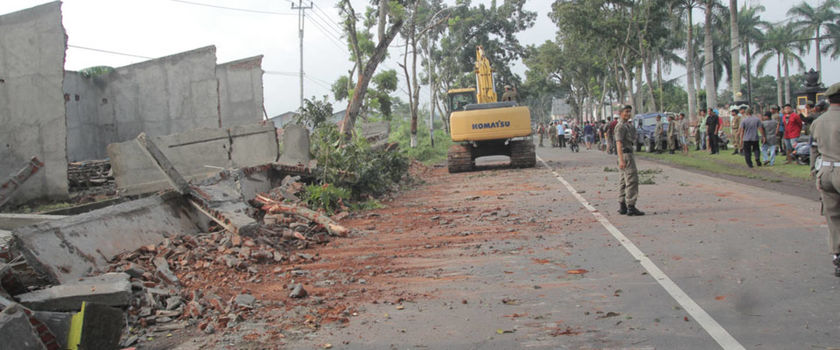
top-left (377, 0), bottom-right (387, 42)
top-left (686, 7), bottom-right (697, 125)
top-left (620, 61), bottom-right (636, 112)
top-left (729, 0), bottom-right (740, 101)
top-left (704, 0), bottom-right (717, 109)
top-left (341, 18), bottom-right (405, 139)
top-left (656, 55), bottom-right (663, 112)
top-left (745, 39), bottom-right (752, 106)
top-left (816, 25), bottom-right (822, 83)
top-left (784, 58), bottom-right (790, 104)
top-left (776, 53), bottom-right (782, 107)
top-left (643, 52), bottom-right (657, 111)
top-left (635, 64), bottom-right (644, 112)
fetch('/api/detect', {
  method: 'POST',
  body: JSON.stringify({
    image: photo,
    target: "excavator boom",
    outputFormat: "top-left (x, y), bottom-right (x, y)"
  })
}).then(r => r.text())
top-left (474, 46), bottom-right (497, 104)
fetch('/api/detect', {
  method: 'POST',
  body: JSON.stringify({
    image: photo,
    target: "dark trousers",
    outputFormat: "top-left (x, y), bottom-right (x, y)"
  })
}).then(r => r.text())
top-left (708, 131), bottom-right (719, 154)
top-left (743, 140), bottom-right (760, 167)
top-left (558, 135), bottom-right (565, 148)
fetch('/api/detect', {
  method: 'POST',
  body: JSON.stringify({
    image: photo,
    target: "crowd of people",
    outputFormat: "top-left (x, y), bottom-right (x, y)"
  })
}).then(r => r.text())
top-left (534, 100), bottom-right (829, 169)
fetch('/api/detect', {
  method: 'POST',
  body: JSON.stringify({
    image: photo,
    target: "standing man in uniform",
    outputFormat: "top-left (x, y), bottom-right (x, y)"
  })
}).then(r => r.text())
top-left (616, 105), bottom-right (645, 216)
top-left (608, 117), bottom-right (619, 155)
top-left (537, 122), bottom-right (546, 147)
top-left (501, 85), bottom-right (518, 103)
top-left (730, 106), bottom-right (743, 155)
top-left (549, 121), bottom-right (557, 147)
top-left (654, 115), bottom-right (665, 153)
top-left (809, 83), bottom-right (840, 276)
top-left (667, 114), bottom-right (678, 154)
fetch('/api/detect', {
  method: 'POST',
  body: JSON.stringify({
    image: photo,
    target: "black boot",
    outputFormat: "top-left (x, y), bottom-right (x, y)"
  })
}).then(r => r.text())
top-left (833, 255), bottom-right (840, 277)
top-left (618, 202), bottom-right (628, 215)
top-left (627, 205), bottom-right (645, 216)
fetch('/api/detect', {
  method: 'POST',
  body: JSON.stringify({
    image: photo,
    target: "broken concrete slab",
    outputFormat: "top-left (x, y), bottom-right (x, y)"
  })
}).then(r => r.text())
top-left (277, 124), bottom-right (311, 165)
top-left (15, 273), bottom-right (131, 311)
top-left (217, 56), bottom-right (265, 128)
top-left (0, 304), bottom-right (48, 350)
top-left (0, 214), bottom-right (67, 231)
top-left (108, 123), bottom-right (278, 196)
top-left (31, 311), bottom-right (72, 349)
top-left (13, 193), bottom-right (200, 284)
top-left (73, 303), bottom-right (124, 350)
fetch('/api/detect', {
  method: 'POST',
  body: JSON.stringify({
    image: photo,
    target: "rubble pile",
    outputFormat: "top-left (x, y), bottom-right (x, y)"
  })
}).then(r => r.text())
top-left (102, 183), bottom-right (348, 346)
top-left (67, 159), bottom-right (113, 190)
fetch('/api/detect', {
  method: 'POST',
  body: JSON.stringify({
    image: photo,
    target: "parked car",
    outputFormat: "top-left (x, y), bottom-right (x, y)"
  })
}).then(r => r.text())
top-left (633, 112), bottom-right (669, 152)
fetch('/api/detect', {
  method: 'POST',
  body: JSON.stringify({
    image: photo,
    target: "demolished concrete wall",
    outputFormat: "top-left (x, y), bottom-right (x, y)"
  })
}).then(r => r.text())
top-left (217, 56), bottom-right (264, 127)
top-left (13, 193), bottom-right (202, 284)
top-left (63, 71), bottom-right (103, 162)
top-left (108, 123), bottom-right (279, 196)
top-left (0, 2), bottom-right (69, 204)
top-left (64, 46), bottom-right (221, 161)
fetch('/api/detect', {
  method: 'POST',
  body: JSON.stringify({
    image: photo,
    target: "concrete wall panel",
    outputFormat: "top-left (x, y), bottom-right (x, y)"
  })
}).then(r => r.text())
top-left (0, 2), bottom-right (68, 203)
top-left (217, 56), bottom-right (264, 127)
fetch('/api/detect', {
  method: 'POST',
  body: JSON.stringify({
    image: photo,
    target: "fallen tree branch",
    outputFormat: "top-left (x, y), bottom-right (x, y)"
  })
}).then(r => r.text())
top-left (255, 194), bottom-right (350, 237)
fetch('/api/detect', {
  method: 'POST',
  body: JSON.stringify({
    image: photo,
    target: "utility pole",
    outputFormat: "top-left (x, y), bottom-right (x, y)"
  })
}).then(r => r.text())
top-left (292, 0), bottom-right (313, 111)
top-left (427, 34), bottom-right (434, 147)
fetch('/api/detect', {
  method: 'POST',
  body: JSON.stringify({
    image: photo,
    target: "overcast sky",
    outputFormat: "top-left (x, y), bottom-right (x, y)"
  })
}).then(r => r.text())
top-left (0, 0), bottom-right (836, 117)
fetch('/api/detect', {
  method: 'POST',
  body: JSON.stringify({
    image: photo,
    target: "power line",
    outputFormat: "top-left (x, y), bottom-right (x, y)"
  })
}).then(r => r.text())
top-left (168, 0), bottom-right (295, 16)
top-left (310, 4), bottom-right (345, 36)
top-left (67, 44), bottom-right (153, 59)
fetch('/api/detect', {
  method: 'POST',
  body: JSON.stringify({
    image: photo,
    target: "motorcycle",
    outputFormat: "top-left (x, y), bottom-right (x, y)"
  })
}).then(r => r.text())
top-left (569, 133), bottom-right (580, 153)
top-left (792, 135), bottom-right (811, 165)
top-left (717, 132), bottom-right (730, 150)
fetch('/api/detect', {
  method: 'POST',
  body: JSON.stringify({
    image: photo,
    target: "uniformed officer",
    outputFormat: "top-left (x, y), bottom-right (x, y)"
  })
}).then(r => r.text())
top-left (731, 106), bottom-right (743, 155)
top-left (501, 85), bottom-right (518, 103)
top-left (654, 115), bottom-right (665, 153)
top-left (616, 105), bottom-right (645, 216)
top-left (811, 82), bottom-right (840, 276)
top-left (666, 114), bottom-right (677, 154)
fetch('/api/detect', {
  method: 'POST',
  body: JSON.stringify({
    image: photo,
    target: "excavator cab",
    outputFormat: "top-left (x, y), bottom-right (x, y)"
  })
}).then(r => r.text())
top-left (448, 88), bottom-right (477, 112)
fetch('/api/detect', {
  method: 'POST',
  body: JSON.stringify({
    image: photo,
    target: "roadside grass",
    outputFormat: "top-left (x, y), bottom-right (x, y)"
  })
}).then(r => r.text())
top-left (637, 148), bottom-right (811, 182)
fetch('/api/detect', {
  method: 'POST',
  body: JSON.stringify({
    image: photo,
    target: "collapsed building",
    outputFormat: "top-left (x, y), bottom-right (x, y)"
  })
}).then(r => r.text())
top-left (0, 2), bottom-right (361, 348)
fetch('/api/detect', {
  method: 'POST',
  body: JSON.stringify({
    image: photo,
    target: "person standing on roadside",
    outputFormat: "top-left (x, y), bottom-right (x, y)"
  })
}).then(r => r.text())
top-left (697, 109), bottom-right (708, 150)
top-left (608, 117), bottom-right (619, 155)
top-left (739, 108), bottom-right (764, 168)
top-left (809, 83), bottom-right (840, 277)
top-left (654, 115), bottom-right (665, 153)
top-left (760, 112), bottom-right (779, 166)
top-left (584, 121), bottom-right (595, 150)
top-left (731, 106), bottom-right (744, 155)
top-left (615, 105), bottom-right (645, 216)
top-left (557, 121), bottom-right (566, 148)
top-left (771, 105), bottom-right (783, 153)
top-left (537, 122), bottom-right (546, 147)
top-left (667, 114), bottom-right (678, 154)
top-left (549, 121), bottom-right (557, 147)
top-left (679, 113), bottom-right (690, 154)
top-left (706, 108), bottom-right (721, 154)
top-left (782, 103), bottom-right (803, 164)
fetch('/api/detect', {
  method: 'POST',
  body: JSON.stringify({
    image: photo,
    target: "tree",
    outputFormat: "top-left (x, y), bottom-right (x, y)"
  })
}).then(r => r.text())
top-left (753, 23), bottom-right (806, 106)
top-left (737, 4), bottom-right (768, 105)
top-left (729, 0), bottom-right (740, 101)
top-left (338, 0), bottom-right (406, 140)
top-left (822, 20), bottom-right (840, 59)
top-left (787, 0), bottom-right (840, 83)
top-left (703, 0), bottom-right (716, 109)
top-left (677, 0), bottom-right (700, 124)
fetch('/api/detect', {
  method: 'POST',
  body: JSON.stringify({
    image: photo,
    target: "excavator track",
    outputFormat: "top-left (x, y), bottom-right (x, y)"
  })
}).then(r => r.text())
top-left (509, 139), bottom-right (536, 168)
top-left (447, 144), bottom-right (474, 173)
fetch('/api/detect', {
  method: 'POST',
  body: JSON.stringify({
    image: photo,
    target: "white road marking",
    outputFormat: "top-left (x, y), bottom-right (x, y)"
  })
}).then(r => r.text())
top-left (537, 156), bottom-right (745, 350)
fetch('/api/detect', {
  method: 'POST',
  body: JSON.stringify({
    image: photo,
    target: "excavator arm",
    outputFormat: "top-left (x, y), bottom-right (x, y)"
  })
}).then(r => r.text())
top-left (474, 46), bottom-right (497, 104)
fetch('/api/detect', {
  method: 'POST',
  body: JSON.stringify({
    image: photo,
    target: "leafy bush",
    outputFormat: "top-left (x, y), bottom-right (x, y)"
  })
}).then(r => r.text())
top-left (302, 183), bottom-right (350, 216)
top-left (310, 123), bottom-right (409, 200)
top-left (388, 116), bottom-right (452, 164)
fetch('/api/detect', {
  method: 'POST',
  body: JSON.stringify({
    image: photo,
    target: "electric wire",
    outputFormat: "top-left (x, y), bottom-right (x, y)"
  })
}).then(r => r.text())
top-left (169, 0), bottom-right (295, 16)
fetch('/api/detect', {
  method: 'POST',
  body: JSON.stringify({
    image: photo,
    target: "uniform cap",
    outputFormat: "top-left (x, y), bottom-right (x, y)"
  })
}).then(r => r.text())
top-left (826, 82), bottom-right (840, 97)
top-left (730, 106), bottom-right (739, 112)
top-left (739, 105), bottom-right (748, 110)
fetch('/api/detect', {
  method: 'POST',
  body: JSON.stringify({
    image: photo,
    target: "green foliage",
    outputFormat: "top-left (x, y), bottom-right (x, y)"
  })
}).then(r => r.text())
top-left (310, 123), bottom-right (409, 200)
top-left (79, 66), bottom-right (114, 78)
top-left (303, 183), bottom-right (350, 216)
top-left (295, 96), bottom-right (334, 128)
top-left (332, 76), bottom-right (350, 101)
top-left (388, 108), bottom-right (452, 164)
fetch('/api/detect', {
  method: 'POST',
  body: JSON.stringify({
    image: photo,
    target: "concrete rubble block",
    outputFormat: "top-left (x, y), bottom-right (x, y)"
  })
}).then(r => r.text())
top-left (277, 124), bottom-right (311, 165)
top-left (31, 311), bottom-right (72, 349)
top-left (13, 193), bottom-right (200, 284)
top-left (15, 273), bottom-right (131, 311)
top-left (0, 304), bottom-right (47, 350)
top-left (108, 123), bottom-right (279, 196)
top-left (0, 214), bottom-right (67, 231)
top-left (74, 303), bottom-right (124, 350)
top-left (0, 1), bottom-right (69, 204)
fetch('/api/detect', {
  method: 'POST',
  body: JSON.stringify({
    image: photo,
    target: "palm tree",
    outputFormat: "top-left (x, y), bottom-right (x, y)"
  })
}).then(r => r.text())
top-left (822, 20), bottom-right (840, 59)
top-left (737, 4), bottom-right (768, 105)
top-left (703, 0), bottom-right (717, 109)
top-left (787, 0), bottom-right (840, 83)
top-left (678, 0), bottom-right (701, 124)
top-left (753, 23), bottom-right (806, 107)
top-left (729, 0), bottom-right (740, 101)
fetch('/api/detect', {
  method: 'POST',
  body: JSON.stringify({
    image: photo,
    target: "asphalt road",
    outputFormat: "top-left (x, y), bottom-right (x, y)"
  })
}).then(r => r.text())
top-left (273, 146), bottom-right (837, 349)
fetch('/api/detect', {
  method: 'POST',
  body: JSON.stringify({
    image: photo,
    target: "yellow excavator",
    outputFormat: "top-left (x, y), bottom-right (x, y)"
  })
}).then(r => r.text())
top-left (446, 46), bottom-right (535, 173)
